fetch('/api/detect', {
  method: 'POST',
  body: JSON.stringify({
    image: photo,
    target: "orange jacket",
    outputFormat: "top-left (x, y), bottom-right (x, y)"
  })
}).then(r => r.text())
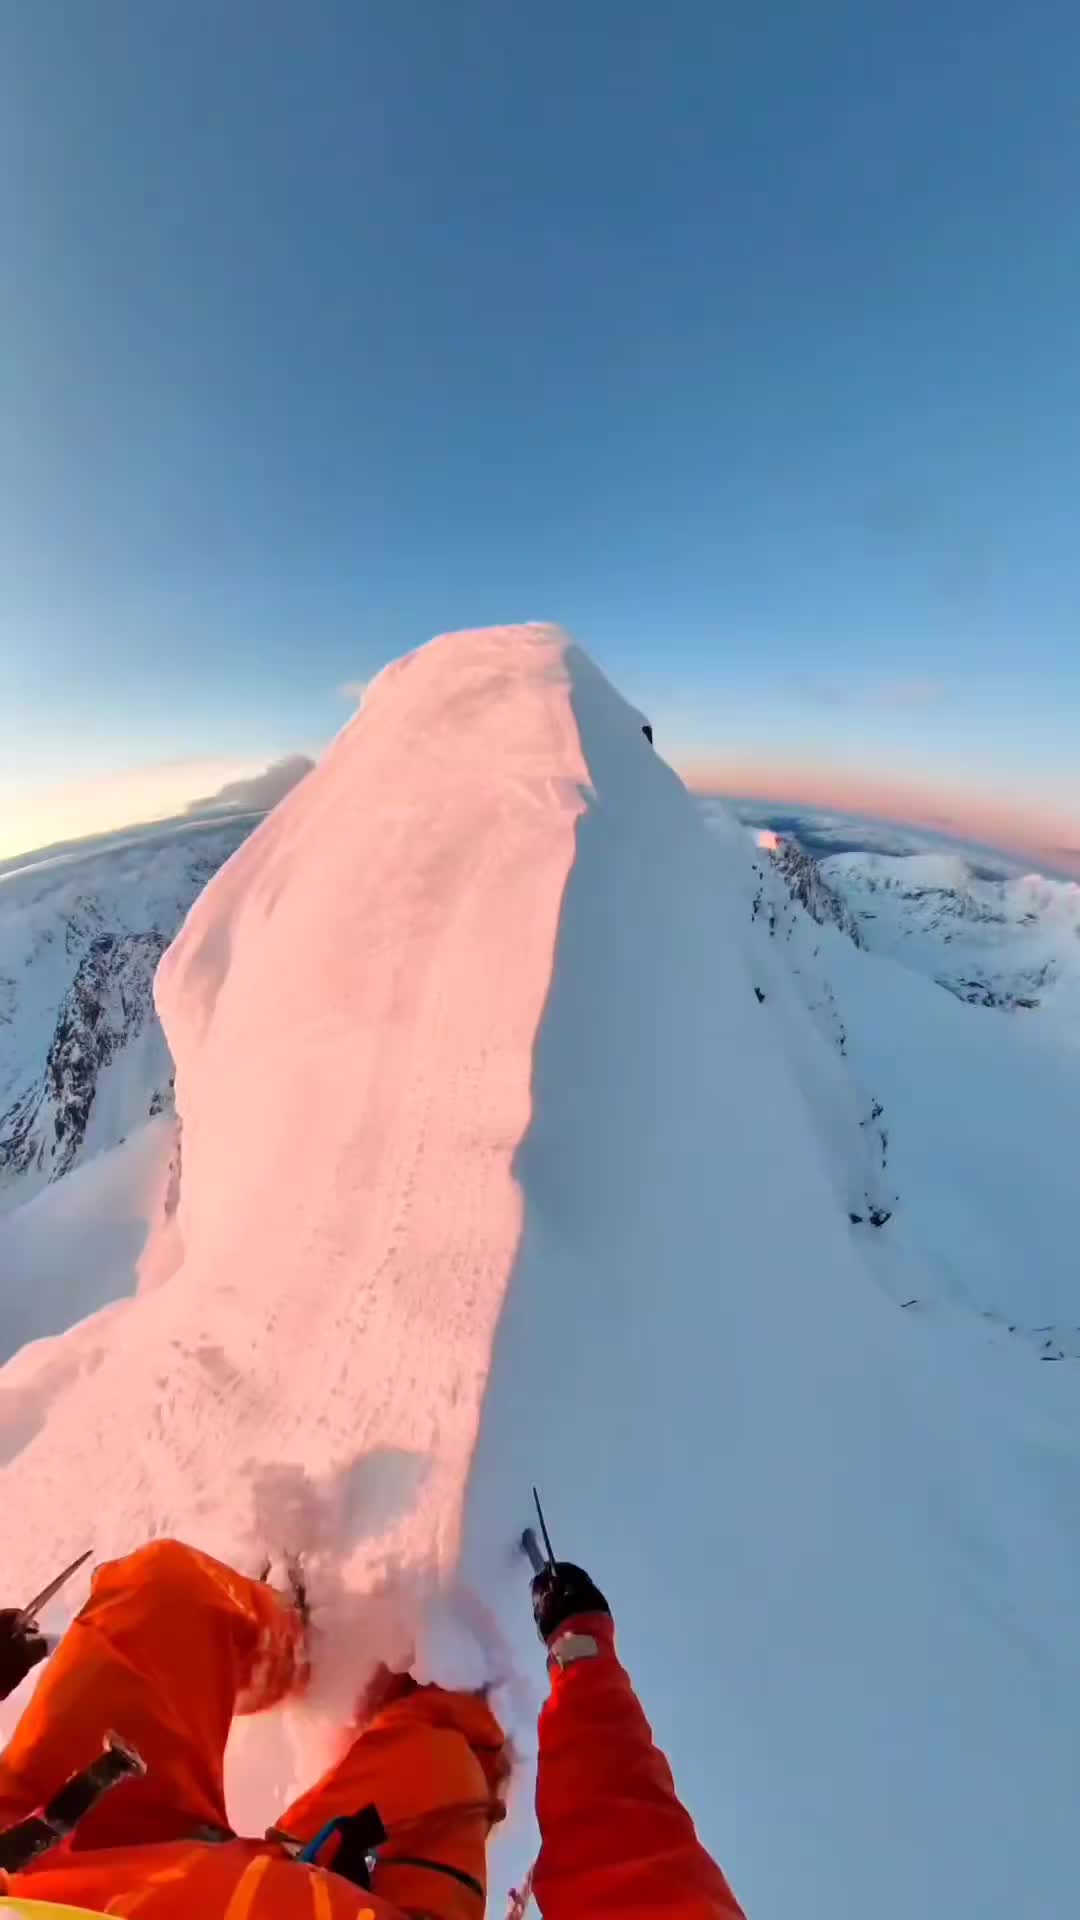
top-left (533, 1614), bottom-right (744, 1920)
top-left (0, 1540), bottom-right (501, 1920)
top-left (3, 1836), bottom-right (399, 1917)
top-left (1, 1542), bottom-right (741, 1919)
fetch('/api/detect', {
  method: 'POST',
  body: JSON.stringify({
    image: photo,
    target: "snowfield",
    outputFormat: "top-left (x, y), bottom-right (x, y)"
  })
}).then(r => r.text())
top-left (746, 831), bottom-right (1080, 1351)
top-left (824, 846), bottom-right (1080, 1022)
top-left (0, 626), bottom-right (1078, 1919)
top-left (0, 1116), bottom-right (175, 1370)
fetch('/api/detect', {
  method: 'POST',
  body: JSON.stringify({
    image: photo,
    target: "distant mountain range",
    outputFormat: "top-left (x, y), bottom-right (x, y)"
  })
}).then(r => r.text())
top-left (717, 794), bottom-right (1042, 869)
top-left (822, 849), bottom-right (1080, 1018)
top-left (718, 797), bottom-right (1080, 1027)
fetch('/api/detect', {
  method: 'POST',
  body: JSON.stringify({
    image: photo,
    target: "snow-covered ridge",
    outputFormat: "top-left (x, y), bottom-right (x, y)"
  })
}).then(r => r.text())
top-left (0, 817), bottom-right (252, 1211)
top-left (0, 627), bottom-right (1077, 1920)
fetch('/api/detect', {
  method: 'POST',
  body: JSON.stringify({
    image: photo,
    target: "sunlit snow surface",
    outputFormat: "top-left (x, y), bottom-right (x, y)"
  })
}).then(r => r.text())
top-left (0, 627), bottom-right (1077, 1919)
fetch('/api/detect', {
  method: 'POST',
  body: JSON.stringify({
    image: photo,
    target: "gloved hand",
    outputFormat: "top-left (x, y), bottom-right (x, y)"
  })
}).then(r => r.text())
top-left (0, 1611), bottom-right (47, 1700)
top-left (531, 1562), bottom-right (610, 1644)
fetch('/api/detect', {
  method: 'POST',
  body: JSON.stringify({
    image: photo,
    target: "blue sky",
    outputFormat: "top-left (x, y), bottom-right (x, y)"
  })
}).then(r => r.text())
top-left (4, 1), bottom-right (1080, 858)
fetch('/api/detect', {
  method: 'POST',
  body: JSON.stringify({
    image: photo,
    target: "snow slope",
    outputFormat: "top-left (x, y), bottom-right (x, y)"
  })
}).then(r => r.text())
top-left (0, 626), bottom-right (1078, 1919)
top-left (0, 1116), bottom-right (175, 1370)
top-left (824, 928), bottom-right (1080, 1330)
top-left (754, 834), bottom-right (1080, 1348)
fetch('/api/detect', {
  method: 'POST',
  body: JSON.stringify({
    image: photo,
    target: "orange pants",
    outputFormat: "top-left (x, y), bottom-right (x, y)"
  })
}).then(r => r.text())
top-left (0, 1541), bottom-right (505, 1920)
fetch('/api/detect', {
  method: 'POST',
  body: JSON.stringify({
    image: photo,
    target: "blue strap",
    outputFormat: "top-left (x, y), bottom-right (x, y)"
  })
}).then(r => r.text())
top-left (298, 1816), bottom-right (349, 1864)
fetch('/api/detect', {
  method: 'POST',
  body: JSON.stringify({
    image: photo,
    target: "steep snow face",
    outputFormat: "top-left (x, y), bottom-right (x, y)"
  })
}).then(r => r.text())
top-left (0, 627), bottom-right (1077, 1920)
top-left (745, 837), bottom-right (1080, 1342)
top-left (0, 818), bottom-right (252, 1210)
top-left (823, 925), bottom-right (1080, 1336)
top-left (0, 1115), bottom-right (176, 1368)
top-left (743, 846), bottom-right (892, 1225)
top-left (824, 848), bottom-right (1080, 1020)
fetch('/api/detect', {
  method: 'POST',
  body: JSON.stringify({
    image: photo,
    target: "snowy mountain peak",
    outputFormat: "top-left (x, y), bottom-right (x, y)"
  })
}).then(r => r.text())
top-left (1, 626), bottom-right (1078, 1918)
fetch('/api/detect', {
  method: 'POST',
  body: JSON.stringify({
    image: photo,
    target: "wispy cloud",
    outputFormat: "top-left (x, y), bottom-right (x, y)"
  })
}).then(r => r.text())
top-left (184, 754), bottom-right (314, 816)
top-left (785, 676), bottom-right (945, 709)
top-left (0, 757), bottom-right (297, 862)
top-left (339, 680), bottom-right (367, 705)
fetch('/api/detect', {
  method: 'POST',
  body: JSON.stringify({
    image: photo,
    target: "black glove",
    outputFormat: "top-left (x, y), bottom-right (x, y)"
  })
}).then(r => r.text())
top-left (531, 1562), bottom-right (610, 1644)
top-left (0, 1611), bottom-right (47, 1701)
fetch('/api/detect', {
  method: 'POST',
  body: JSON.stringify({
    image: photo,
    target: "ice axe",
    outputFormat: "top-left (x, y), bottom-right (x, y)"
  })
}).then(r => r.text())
top-left (509, 1493), bottom-right (556, 1920)
top-left (16, 1549), bottom-right (92, 1632)
top-left (0, 1731), bottom-right (146, 1873)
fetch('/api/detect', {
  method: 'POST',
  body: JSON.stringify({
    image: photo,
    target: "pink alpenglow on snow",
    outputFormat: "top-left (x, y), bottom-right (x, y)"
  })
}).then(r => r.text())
top-left (0, 624), bottom-right (1078, 1920)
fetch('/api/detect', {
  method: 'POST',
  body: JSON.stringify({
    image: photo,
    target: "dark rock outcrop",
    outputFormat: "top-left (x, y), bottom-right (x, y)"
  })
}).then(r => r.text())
top-left (0, 932), bottom-right (169, 1196)
top-left (767, 839), bottom-right (864, 949)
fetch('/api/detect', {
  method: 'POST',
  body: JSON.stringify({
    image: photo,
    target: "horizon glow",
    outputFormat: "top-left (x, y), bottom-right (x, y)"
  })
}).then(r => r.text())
top-left (5, 736), bottom-right (1078, 886)
top-left (686, 757), bottom-right (1080, 880)
top-left (0, 757), bottom-right (274, 863)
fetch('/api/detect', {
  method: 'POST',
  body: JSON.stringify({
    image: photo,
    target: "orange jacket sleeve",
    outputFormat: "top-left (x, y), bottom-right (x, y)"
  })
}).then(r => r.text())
top-left (533, 1613), bottom-right (744, 1920)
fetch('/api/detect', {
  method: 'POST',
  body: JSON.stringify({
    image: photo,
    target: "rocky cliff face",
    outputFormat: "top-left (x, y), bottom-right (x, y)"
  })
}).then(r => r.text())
top-left (0, 818), bottom-right (254, 1211)
top-left (0, 932), bottom-right (171, 1202)
top-left (762, 835), bottom-right (865, 948)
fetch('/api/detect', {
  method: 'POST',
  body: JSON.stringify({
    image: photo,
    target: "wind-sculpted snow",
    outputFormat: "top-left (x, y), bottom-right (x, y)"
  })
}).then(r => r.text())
top-left (0, 629), bottom-right (1077, 1920)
